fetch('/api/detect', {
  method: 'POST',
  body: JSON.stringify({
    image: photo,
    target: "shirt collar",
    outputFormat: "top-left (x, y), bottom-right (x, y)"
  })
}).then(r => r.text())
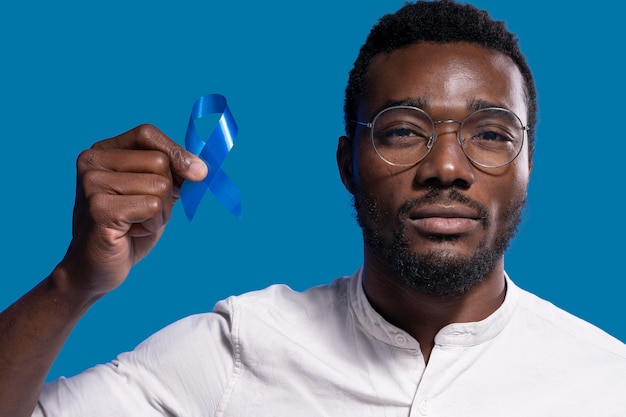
top-left (348, 267), bottom-right (520, 349)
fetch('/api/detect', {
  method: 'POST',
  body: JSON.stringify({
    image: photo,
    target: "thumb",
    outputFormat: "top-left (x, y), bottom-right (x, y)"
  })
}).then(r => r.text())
top-left (183, 153), bottom-right (208, 182)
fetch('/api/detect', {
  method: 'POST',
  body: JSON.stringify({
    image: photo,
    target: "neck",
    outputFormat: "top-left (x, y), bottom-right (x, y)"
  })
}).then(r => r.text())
top-left (361, 252), bottom-right (506, 363)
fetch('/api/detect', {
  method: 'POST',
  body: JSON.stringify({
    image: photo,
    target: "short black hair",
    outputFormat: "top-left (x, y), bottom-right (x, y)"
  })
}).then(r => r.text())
top-left (344, 0), bottom-right (537, 155)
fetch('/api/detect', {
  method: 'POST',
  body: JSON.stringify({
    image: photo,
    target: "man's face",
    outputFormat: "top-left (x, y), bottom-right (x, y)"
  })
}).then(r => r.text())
top-left (339, 42), bottom-right (532, 295)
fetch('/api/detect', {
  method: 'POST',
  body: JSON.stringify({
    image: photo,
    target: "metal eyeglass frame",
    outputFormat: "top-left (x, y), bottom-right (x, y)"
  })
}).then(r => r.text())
top-left (353, 105), bottom-right (528, 169)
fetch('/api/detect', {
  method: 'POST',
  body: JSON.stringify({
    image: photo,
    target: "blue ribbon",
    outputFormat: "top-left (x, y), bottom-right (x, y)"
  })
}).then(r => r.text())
top-left (179, 94), bottom-right (241, 220)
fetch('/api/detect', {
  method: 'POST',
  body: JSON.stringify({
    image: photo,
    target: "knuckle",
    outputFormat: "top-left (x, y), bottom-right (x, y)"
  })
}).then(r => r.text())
top-left (77, 149), bottom-right (99, 172)
top-left (169, 145), bottom-right (186, 167)
top-left (144, 195), bottom-right (163, 214)
top-left (151, 174), bottom-right (170, 195)
top-left (86, 192), bottom-right (109, 222)
top-left (135, 124), bottom-right (185, 170)
top-left (152, 152), bottom-right (169, 172)
top-left (81, 170), bottom-right (102, 191)
top-left (136, 124), bottom-right (159, 143)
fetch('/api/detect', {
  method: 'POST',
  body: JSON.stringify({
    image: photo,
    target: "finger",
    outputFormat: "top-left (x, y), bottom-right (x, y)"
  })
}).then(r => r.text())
top-left (81, 170), bottom-right (174, 224)
top-left (81, 170), bottom-right (172, 198)
top-left (77, 149), bottom-right (173, 177)
top-left (77, 148), bottom-right (188, 198)
top-left (89, 192), bottom-right (166, 236)
top-left (91, 124), bottom-right (208, 181)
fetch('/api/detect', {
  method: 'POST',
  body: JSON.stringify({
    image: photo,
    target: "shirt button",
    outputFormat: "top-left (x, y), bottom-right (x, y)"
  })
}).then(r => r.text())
top-left (394, 334), bottom-right (407, 345)
top-left (418, 399), bottom-right (429, 415)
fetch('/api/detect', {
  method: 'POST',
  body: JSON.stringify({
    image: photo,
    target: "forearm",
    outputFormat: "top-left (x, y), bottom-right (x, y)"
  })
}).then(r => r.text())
top-left (0, 265), bottom-right (99, 417)
top-left (0, 125), bottom-right (205, 417)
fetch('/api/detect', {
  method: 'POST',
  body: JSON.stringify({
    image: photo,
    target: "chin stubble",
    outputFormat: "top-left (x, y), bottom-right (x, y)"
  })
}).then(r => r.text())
top-left (353, 188), bottom-right (525, 296)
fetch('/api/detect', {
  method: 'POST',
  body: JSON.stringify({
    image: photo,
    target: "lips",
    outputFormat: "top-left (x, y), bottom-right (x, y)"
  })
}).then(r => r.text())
top-left (407, 204), bottom-right (484, 235)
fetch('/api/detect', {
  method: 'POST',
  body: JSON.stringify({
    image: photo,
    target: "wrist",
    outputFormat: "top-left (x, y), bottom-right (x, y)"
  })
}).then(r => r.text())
top-left (48, 261), bottom-right (105, 311)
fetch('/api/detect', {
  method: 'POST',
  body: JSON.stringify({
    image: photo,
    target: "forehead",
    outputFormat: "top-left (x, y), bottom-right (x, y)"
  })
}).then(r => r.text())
top-left (363, 42), bottom-right (527, 123)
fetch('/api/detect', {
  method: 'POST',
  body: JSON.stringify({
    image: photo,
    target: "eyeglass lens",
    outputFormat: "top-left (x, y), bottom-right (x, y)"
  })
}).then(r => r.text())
top-left (371, 107), bottom-right (524, 167)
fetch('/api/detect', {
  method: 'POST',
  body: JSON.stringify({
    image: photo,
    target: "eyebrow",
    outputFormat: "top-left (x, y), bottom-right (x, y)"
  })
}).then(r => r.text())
top-left (373, 97), bottom-right (431, 115)
top-left (373, 97), bottom-right (509, 116)
top-left (362, 97), bottom-right (514, 124)
top-left (466, 98), bottom-right (509, 112)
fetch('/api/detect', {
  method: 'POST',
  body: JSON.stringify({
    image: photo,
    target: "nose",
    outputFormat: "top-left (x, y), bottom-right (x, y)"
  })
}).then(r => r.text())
top-left (413, 122), bottom-right (475, 188)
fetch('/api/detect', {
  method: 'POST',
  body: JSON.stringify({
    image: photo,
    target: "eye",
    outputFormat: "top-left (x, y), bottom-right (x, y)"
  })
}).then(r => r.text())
top-left (375, 122), bottom-right (430, 147)
top-left (463, 108), bottom-right (523, 147)
top-left (472, 129), bottom-right (511, 142)
top-left (465, 124), bottom-right (520, 154)
top-left (385, 127), bottom-right (419, 139)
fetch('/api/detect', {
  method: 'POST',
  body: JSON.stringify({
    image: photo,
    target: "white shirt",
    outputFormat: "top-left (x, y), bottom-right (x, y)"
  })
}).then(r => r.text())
top-left (36, 269), bottom-right (626, 416)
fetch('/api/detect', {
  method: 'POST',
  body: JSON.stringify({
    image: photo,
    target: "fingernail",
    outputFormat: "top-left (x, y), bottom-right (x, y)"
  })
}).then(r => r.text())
top-left (189, 161), bottom-right (208, 179)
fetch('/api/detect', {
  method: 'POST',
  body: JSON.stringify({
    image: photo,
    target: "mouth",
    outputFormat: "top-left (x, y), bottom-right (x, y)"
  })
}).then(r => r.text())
top-left (406, 204), bottom-right (484, 236)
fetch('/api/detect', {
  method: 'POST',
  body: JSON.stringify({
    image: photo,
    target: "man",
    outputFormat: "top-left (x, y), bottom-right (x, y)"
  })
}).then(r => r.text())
top-left (1, 1), bottom-right (625, 416)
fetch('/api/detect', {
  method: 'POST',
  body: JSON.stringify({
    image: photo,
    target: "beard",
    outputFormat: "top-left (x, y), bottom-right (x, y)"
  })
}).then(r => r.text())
top-left (353, 187), bottom-right (525, 296)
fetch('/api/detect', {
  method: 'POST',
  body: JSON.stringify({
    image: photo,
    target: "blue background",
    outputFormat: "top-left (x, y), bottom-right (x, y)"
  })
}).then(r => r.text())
top-left (1, 1), bottom-right (624, 381)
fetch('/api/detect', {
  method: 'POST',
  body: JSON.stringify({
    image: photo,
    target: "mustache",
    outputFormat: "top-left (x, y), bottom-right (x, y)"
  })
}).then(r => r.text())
top-left (397, 187), bottom-right (489, 223)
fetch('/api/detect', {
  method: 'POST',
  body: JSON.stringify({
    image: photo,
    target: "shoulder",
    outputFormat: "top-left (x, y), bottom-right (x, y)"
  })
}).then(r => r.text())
top-left (213, 276), bottom-right (352, 323)
top-left (512, 283), bottom-right (626, 360)
top-left (210, 275), bottom-right (359, 364)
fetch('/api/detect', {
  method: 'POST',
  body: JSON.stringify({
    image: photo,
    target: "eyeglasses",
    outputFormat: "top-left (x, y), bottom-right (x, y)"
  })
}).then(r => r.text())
top-left (353, 106), bottom-right (528, 168)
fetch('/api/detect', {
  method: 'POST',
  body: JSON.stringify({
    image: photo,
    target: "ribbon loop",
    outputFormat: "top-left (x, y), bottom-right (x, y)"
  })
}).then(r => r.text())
top-left (180, 94), bottom-right (241, 220)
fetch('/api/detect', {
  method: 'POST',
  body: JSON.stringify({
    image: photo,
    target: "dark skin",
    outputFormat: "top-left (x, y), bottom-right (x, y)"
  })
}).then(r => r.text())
top-left (0, 42), bottom-right (532, 417)
top-left (337, 42), bottom-right (533, 362)
top-left (0, 124), bottom-right (208, 417)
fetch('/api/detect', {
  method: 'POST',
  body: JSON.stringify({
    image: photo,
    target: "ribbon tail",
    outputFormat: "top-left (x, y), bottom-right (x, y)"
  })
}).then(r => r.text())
top-left (180, 179), bottom-right (209, 221)
top-left (208, 169), bottom-right (242, 219)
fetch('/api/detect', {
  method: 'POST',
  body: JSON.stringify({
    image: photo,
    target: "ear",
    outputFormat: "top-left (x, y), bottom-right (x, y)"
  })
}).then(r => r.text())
top-left (337, 135), bottom-right (355, 194)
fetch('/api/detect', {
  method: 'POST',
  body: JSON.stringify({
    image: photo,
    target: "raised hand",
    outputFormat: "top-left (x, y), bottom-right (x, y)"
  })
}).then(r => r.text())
top-left (58, 124), bottom-right (207, 298)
